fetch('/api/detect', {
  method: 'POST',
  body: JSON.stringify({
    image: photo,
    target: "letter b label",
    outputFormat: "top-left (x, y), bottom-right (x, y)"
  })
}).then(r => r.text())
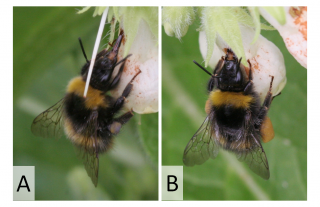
top-left (162, 166), bottom-right (183, 200)
top-left (167, 175), bottom-right (178, 191)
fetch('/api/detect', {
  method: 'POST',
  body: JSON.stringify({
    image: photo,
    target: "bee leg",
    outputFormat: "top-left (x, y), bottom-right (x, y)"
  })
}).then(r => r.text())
top-left (115, 110), bottom-right (134, 125)
top-left (257, 76), bottom-right (274, 123)
top-left (247, 59), bottom-right (253, 81)
top-left (108, 111), bottom-right (134, 135)
top-left (114, 54), bottom-right (132, 68)
top-left (243, 61), bottom-right (253, 95)
top-left (243, 81), bottom-right (253, 95)
top-left (112, 70), bottom-right (141, 113)
top-left (108, 58), bottom-right (127, 90)
top-left (213, 58), bottom-right (224, 75)
top-left (108, 54), bottom-right (133, 90)
top-left (207, 78), bottom-right (215, 92)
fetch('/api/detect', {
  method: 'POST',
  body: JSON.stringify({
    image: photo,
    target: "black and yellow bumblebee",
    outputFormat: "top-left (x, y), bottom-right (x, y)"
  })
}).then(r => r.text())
top-left (31, 34), bottom-right (141, 186)
top-left (183, 49), bottom-right (276, 180)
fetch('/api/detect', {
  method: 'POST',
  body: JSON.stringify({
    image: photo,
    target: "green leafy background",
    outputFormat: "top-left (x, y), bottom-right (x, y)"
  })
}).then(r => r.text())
top-left (162, 16), bottom-right (307, 200)
top-left (13, 7), bottom-right (158, 200)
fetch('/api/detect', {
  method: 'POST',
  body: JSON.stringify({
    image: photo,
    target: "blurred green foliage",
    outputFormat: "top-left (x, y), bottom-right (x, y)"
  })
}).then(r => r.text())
top-left (13, 7), bottom-right (158, 200)
top-left (162, 13), bottom-right (307, 200)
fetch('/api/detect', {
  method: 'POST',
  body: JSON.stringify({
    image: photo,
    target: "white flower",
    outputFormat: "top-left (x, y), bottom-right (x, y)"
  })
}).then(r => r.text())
top-left (260, 7), bottom-right (307, 68)
top-left (111, 19), bottom-right (158, 114)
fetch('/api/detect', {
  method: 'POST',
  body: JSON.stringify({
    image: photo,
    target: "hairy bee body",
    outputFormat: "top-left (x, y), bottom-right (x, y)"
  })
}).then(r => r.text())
top-left (63, 76), bottom-right (115, 153)
top-left (184, 49), bottom-right (276, 180)
top-left (31, 34), bottom-right (141, 186)
top-left (207, 89), bottom-right (261, 152)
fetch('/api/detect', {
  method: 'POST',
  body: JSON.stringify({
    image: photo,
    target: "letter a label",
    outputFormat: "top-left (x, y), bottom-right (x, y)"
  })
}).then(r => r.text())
top-left (17, 175), bottom-right (31, 192)
top-left (13, 166), bottom-right (35, 200)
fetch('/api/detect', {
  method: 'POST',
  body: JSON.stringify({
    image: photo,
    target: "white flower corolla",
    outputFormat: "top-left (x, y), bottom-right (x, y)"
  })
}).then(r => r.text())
top-left (199, 25), bottom-right (286, 102)
top-left (111, 19), bottom-right (158, 114)
top-left (260, 7), bottom-right (307, 68)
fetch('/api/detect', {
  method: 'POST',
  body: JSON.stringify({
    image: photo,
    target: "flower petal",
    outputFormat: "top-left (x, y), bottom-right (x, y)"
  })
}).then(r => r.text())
top-left (111, 19), bottom-right (158, 114)
top-left (260, 7), bottom-right (307, 68)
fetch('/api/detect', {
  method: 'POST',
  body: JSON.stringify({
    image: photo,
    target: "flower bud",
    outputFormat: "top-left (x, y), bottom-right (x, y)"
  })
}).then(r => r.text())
top-left (162, 7), bottom-right (195, 40)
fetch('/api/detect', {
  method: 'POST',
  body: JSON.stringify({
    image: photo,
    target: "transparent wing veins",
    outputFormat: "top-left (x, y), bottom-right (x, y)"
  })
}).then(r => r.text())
top-left (31, 98), bottom-right (65, 139)
top-left (183, 115), bottom-right (219, 166)
top-left (236, 134), bottom-right (270, 180)
top-left (74, 111), bottom-right (99, 187)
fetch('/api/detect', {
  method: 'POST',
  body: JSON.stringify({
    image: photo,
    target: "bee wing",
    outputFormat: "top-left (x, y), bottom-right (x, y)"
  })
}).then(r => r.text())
top-left (31, 98), bottom-right (65, 139)
top-left (75, 111), bottom-right (99, 187)
top-left (183, 115), bottom-right (219, 166)
top-left (76, 145), bottom-right (99, 187)
top-left (236, 137), bottom-right (270, 180)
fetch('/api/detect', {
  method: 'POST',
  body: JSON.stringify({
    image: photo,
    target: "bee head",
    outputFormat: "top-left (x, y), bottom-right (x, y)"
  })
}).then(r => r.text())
top-left (81, 34), bottom-right (123, 91)
top-left (217, 49), bottom-right (245, 92)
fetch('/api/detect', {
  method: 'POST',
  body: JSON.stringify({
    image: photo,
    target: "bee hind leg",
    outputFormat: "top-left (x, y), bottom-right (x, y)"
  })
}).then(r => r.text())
top-left (257, 76), bottom-right (274, 123)
top-left (108, 111), bottom-right (134, 135)
top-left (116, 110), bottom-right (134, 124)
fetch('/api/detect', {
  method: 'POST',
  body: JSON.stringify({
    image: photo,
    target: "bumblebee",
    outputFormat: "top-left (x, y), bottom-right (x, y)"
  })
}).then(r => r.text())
top-left (31, 34), bottom-right (141, 186)
top-left (183, 49), bottom-right (276, 180)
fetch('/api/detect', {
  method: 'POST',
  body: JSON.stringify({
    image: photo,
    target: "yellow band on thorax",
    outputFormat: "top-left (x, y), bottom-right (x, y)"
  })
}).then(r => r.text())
top-left (66, 76), bottom-right (107, 109)
top-left (210, 90), bottom-right (253, 108)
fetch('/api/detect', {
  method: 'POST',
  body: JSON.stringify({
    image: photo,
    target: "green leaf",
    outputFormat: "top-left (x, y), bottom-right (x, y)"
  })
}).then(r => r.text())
top-left (113, 7), bottom-right (120, 22)
top-left (120, 7), bottom-right (158, 56)
top-left (233, 7), bottom-right (274, 31)
top-left (262, 7), bottom-right (286, 25)
top-left (248, 7), bottom-right (261, 44)
top-left (137, 113), bottom-right (159, 167)
top-left (106, 17), bottom-right (117, 51)
top-left (77, 6), bottom-right (91, 14)
top-left (93, 6), bottom-right (107, 17)
top-left (107, 6), bottom-right (114, 22)
top-left (202, 7), bottom-right (246, 66)
top-left (200, 7), bottom-right (217, 67)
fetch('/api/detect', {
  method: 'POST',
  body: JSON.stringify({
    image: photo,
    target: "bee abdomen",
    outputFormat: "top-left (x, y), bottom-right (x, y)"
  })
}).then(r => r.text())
top-left (63, 91), bottom-right (114, 154)
top-left (215, 106), bottom-right (246, 129)
top-left (64, 117), bottom-right (113, 154)
top-left (217, 134), bottom-right (254, 152)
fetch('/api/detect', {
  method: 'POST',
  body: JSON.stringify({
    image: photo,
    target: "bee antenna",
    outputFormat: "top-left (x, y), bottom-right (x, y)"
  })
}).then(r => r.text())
top-left (78, 37), bottom-right (89, 63)
top-left (193, 60), bottom-right (213, 76)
